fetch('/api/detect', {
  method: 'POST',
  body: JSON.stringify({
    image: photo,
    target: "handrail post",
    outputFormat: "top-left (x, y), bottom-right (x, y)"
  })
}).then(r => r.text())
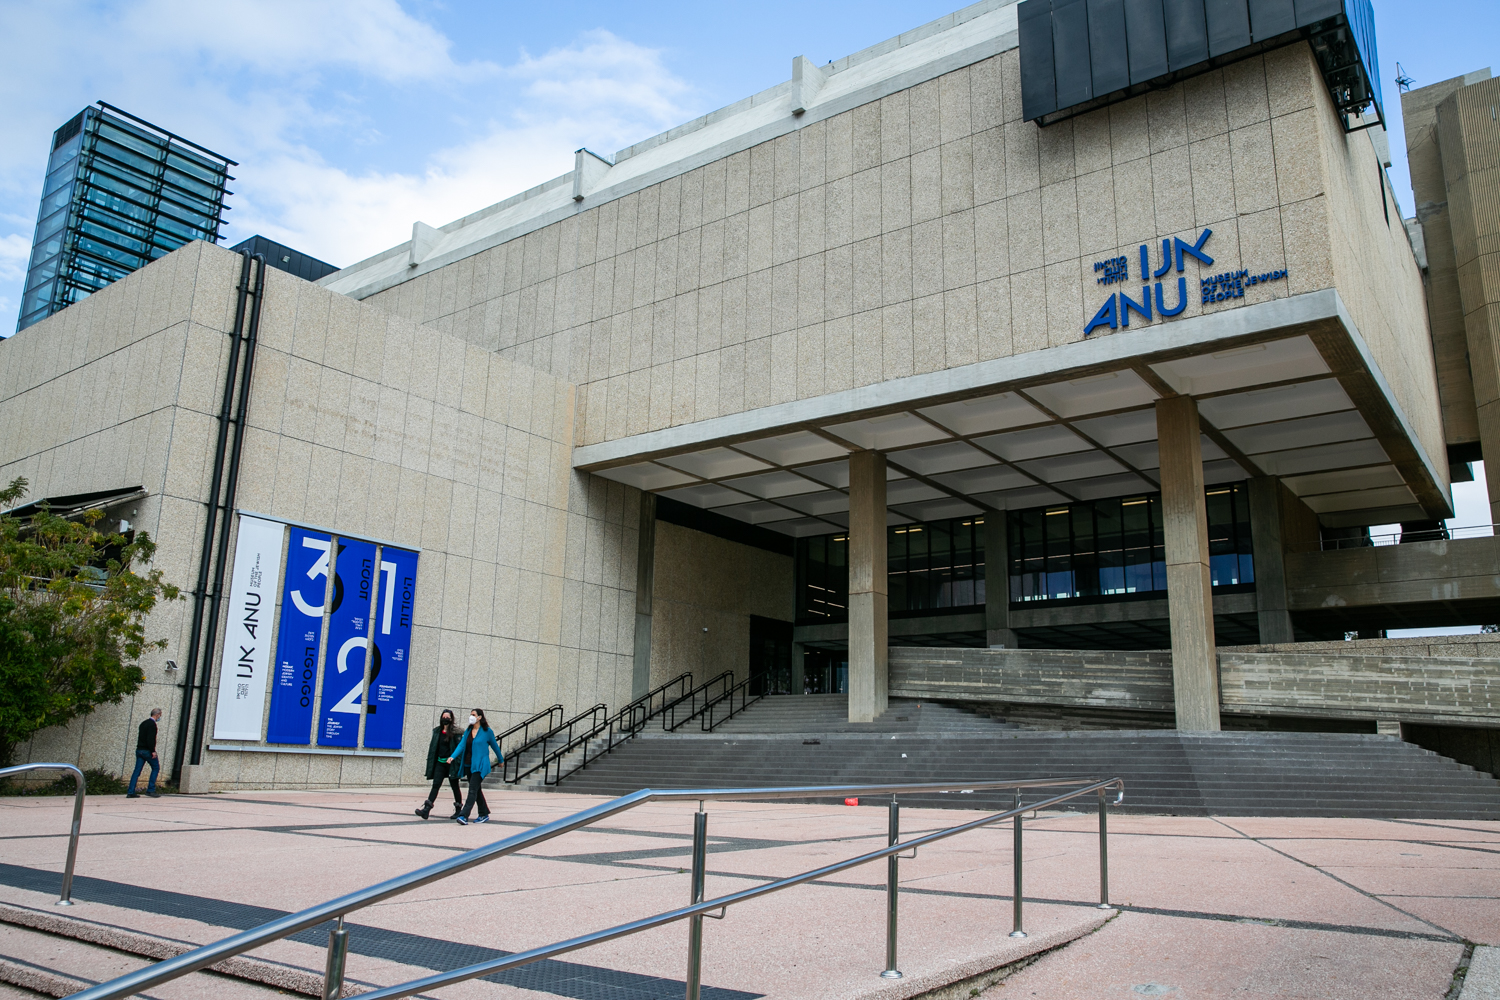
top-left (323, 916), bottom-right (348, 1000)
top-left (880, 799), bottom-right (903, 979)
top-left (59, 765), bottom-right (84, 905)
top-left (1098, 787), bottom-right (1110, 909)
top-left (685, 803), bottom-right (708, 1000)
top-left (1010, 788), bottom-right (1026, 939)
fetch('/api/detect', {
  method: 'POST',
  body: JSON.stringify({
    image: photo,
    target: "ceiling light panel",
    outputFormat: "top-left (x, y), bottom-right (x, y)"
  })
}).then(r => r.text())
top-left (886, 480), bottom-right (947, 504)
top-left (1025, 369), bottom-right (1158, 418)
top-left (1250, 439), bottom-right (1390, 476)
top-left (593, 463), bottom-right (698, 491)
top-left (714, 500), bottom-right (804, 524)
top-left (1018, 450), bottom-right (1128, 483)
top-left (917, 391), bottom-right (1048, 435)
top-left (1224, 409), bottom-right (1373, 455)
top-left (935, 465), bottom-right (1035, 494)
top-left (657, 447), bottom-right (772, 479)
top-left (657, 483), bottom-right (756, 508)
top-left (724, 469), bottom-right (828, 499)
top-left (777, 490), bottom-right (852, 516)
top-left (823, 411), bottom-right (950, 450)
top-left (973, 423), bottom-right (1088, 461)
top-left (1054, 471), bottom-right (1155, 500)
top-left (1282, 464), bottom-right (1404, 496)
top-left (1301, 484), bottom-right (1418, 514)
top-left (1071, 407), bottom-right (1157, 446)
top-left (1149, 336), bottom-right (1329, 395)
top-left (894, 498), bottom-right (983, 520)
top-left (889, 440), bottom-right (993, 475)
top-left (1197, 378), bottom-right (1355, 430)
top-left (734, 430), bottom-right (849, 466)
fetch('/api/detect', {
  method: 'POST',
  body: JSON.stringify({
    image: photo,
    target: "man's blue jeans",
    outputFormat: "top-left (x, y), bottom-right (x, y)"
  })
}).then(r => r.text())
top-left (129, 750), bottom-right (158, 794)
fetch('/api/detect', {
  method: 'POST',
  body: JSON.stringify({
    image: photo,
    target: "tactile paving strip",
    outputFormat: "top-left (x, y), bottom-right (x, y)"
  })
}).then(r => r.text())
top-left (0, 863), bottom-right (761, 1000)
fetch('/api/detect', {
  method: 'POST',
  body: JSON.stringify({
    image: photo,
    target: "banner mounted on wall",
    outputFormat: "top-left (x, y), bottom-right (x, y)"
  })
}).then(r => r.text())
top-left (362, 546), bottom-right (419, 750)
top-left (211, 516), bottom-right (287, 740)
top-left (318, 537), bottom-right (377, 748)
top-left (265, 527), bottom-right (331, 745)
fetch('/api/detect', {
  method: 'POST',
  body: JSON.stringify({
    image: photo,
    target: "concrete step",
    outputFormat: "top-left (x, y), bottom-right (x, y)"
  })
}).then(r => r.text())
top-left (547, 729), bottom-right (1500, 818)
top-left (0, 914), bottom-right (324, 999)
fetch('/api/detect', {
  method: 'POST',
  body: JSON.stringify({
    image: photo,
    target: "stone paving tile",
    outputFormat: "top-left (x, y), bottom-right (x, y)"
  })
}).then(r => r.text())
top-left (1, 787), bottom-right (1493, 1000)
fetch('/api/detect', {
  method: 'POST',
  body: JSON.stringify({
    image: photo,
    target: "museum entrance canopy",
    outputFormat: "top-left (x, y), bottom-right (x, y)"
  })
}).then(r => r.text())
top-left (574, 289), bottom-right (1449, 536)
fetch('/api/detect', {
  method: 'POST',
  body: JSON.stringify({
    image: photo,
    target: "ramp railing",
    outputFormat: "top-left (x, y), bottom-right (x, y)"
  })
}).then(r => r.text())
top-left (0, 762), bottom-right (85, 905)
top-left (62, 776), bottom-right (1124, 1000)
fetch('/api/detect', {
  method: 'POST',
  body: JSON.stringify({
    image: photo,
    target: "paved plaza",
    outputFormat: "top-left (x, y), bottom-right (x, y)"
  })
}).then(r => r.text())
top-left (0, 787), bottom-right (1496, 999)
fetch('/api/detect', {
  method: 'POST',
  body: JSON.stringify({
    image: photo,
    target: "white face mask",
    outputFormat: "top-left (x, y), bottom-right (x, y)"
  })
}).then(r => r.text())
top-left (469, 715), bottom-right (478, 725)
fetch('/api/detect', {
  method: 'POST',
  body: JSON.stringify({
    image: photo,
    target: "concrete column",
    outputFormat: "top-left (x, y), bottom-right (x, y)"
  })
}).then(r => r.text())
top-left (631, 493), bottom-right (656, 700)
top-left (1246, 477), bottom-right (1295, 645)
top-left (1156, 396), bottom-right (1222, 731)
top-left (790, 642), bottom-right (805, 694)
top-left (984, 512), bottom-right (1018, 647)
top-left (847, 450), bottom-right (889, 723)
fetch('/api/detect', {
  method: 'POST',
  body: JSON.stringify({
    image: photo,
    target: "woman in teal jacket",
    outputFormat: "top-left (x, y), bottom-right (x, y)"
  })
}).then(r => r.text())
top-left (448, 708), bottom-right (503, 825)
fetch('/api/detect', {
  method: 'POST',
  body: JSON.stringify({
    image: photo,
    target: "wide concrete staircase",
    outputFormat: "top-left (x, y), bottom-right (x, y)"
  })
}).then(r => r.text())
top-left (711, 693), bottom-right (1014, 734)
top-left (550, 695), bottom-right (1500, 819)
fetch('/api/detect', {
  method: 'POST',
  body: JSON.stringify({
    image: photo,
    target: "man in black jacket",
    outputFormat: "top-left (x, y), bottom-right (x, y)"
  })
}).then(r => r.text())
top-left (126, 708), bottom-right (163, 798)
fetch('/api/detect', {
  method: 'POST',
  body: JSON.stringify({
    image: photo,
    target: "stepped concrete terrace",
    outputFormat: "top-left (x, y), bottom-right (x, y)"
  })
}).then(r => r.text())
top-left (0, 788), bottom-right (1495, 1000)
top-left (550, 695), bottom-right (1500, 819)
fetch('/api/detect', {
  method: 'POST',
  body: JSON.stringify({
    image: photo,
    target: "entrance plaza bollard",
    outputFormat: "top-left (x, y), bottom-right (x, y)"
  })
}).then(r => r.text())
top-left (0, 763), bottom-right (85, 906)
top-left (881, 799), bottom-right (903, 979)
top-left (1099, 788), bottom-right (1111, 909)
top-left (1011, 788), bottom-right (1026, 939)
top-left (685, 804), bottom-right (708, 1000)
top-left (323, 916), bottom-right (348, 1000)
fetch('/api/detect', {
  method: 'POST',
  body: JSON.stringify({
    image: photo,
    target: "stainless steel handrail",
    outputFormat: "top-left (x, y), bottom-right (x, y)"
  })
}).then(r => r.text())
top-left (0, 762), bottom-right (85, 905)
top-left (64, 777), bottom-right (1123, 1000)
top-left (362, 778), bottom-right (1124, 1000)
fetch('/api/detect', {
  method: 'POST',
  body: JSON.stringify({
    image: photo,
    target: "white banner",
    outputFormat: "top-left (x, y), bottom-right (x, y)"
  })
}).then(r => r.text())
top-left (212, 515), bottom-right (287, 740)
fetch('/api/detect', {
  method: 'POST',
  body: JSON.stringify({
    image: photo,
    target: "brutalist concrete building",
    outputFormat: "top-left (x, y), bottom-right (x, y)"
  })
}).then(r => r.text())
top-left (3, 0), bottom-right (1498, 792)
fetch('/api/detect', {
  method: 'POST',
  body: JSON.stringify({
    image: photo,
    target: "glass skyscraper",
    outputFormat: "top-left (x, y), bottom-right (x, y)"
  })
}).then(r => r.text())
top-left (16, 103), bottom-right (234, 333)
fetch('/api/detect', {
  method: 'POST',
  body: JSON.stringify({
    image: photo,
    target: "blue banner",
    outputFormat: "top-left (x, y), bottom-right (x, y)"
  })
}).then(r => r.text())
top-left (317, 537), bottom-right (377, 747)
top-left (362, 546), bottom-right (419, 750)
top-left (265, 528), bottom-right (331, 745)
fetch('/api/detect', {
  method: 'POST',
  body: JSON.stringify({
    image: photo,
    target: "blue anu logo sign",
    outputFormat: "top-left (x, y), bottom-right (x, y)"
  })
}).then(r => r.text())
top-left (1083, 228), bottom-right (1288, 337)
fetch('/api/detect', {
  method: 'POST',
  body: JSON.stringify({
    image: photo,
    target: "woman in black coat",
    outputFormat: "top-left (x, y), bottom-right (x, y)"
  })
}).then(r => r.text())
top-left (416, 709), bottom-right (463, 819)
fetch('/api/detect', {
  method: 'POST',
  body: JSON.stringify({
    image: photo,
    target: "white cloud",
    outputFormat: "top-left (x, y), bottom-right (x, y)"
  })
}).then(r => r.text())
top-left (224, 29), bottom-right (696, 267)
top-left (0, 233), bottom-right (29, 283)
top-left (0, 4), bottom-right (697, 319)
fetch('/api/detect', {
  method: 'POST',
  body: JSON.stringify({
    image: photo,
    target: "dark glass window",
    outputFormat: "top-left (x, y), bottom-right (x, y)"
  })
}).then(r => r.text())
top-left (1009, 482), bottom-right (1253, 603)
top-left (795, 515), bottom-right (987, 625)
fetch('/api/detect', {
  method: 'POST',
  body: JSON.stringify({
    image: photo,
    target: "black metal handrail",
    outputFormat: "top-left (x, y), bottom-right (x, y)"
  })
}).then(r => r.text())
top-left (701, 671), bottom-right (769, 731)
top-left (661, 671), bottom-right (733, 731)
top-left (502, 705), bottom-right (606, 783)
top-left (64, 777), bottom-right (1125, 1000)
top-left (537, 673), bottom-right (696, 786)
top-left (495, 704), bottom-right (563, 758)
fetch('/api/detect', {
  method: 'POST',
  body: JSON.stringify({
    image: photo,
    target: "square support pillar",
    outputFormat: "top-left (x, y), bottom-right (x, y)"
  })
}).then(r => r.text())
top-left (847, 450), bottom-right (889, 723)
top-left (1246, 477), bottom-right (1295, 645)
top-left (631, 493), bottom-right (656, 700)
top-left (984, 513), bottom-right (1018, 647)
top-left (1156, 396), bottom-right (1221, 731)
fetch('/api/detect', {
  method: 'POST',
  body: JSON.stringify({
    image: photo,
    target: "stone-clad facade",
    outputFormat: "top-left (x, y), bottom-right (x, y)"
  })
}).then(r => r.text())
top-left (3, 0), bottom-right (1495, 788)
top-left (0, 243), bottom-right (639, 788)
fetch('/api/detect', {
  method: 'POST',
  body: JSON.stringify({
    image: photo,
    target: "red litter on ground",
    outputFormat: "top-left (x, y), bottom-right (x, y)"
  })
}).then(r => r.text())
top-left (844, 797), bottom-right (859, 806)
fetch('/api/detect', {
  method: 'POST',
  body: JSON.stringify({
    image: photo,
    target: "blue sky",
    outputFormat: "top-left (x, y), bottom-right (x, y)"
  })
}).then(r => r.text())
top-left (0, 0), bottom-right (1495, 333)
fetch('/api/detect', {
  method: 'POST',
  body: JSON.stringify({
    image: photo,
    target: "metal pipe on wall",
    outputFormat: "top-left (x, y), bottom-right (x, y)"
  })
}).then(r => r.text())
top-left (188, 253), bottom-right (267, 767)
top-left (170, 250), bottom-right (253, 783)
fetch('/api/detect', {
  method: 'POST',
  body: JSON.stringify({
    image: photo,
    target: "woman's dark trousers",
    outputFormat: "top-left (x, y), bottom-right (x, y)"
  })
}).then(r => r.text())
top-left (425, 764), bottom-right (462, 813)
top-left (459, 773), bottom-right (489, 819)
